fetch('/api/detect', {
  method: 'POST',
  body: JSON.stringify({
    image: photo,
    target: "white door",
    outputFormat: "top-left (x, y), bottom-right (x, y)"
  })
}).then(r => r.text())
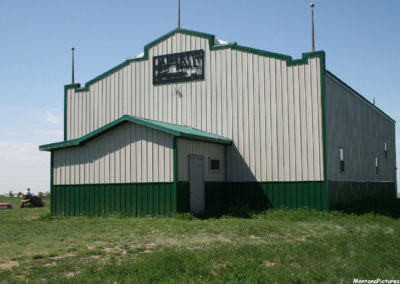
top-left (189, 156), bottom-right (204, 213)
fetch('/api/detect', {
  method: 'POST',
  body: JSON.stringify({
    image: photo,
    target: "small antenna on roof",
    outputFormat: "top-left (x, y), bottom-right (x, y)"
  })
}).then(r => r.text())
top-left (373, 97), bottom-right (376, 105)
top-left (178, 0), bottom-right (181, 29)
top-left (71, 47), bottom-right (75, 84)
top-left (310, 3), bottom-right (315, 52)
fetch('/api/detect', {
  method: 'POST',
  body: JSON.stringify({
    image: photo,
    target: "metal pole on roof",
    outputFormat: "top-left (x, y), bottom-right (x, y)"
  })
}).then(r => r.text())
top-left (178, 0), bottom-right (181, 29)
top-left (71, 47), bottom-right (75, 84)
top-left (311, 3), bottom-right (315, 52)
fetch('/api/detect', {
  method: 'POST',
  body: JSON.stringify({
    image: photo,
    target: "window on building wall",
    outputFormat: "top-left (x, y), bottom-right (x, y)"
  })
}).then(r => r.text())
top-left (384, 142), bottom-right (388, 159)
top-left (375, 157), bottom-right (379, 175)
top-left (209, 158), bottom-right (220, 172)
top-left (339, 147), bottom-right (345, 173)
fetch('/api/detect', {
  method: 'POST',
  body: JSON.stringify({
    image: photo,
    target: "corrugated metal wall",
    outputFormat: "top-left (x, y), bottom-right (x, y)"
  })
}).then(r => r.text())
top-left (328, 181), bottom-right (395, 208)
top-left (65, 31), bottom-right (323, 183)
top-left (325, 73), bottom-right (396, 182)
top-left (51, 183), bottom-right (176, 216)
top-left (177, 138), bottom-right (225, 182)
top-left (54, 122), bottom-right (174, 184)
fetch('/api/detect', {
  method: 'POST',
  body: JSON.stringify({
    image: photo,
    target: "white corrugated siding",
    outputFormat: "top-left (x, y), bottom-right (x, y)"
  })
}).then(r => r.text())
top-left (177, 139), bottom-right (225, 182)
top-left (65, 32), bottom-right (323, 182)
top-left (54, 122), bottom-right (173, 185)
top-left (325, 74), bottom-right (396, 182)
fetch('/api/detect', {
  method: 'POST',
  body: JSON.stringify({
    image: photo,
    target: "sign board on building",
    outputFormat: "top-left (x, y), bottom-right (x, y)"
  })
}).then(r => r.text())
top-left (153, 50), bottom-right (204, 85)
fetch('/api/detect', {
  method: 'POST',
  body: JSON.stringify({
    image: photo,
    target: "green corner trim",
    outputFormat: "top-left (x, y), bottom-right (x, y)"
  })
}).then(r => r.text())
top-left (173, 137), bottom-right (178, 214)
top-left (326, 70), bottom-right (395, 123)
top-left (63, 28), bottom-right (326, 139)
top-left (319, 52), bottom-right (329, 211)
top-left (50, 150), bottom-right (54, 215)
top-left (41, 115), bottom-right (231, 151)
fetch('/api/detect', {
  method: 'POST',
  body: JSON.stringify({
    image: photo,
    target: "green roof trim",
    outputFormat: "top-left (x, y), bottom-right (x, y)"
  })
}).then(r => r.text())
top-left (326, 70), bottom-right (395, 123)
top-left (41, 115), bottom-right (232, 151)
top-left (65, 28), bottom-right (324, 94)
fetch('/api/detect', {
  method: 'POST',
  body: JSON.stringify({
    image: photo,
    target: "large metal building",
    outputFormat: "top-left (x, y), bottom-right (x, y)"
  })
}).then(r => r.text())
top-left (40, 28), bottom-right (396, 216)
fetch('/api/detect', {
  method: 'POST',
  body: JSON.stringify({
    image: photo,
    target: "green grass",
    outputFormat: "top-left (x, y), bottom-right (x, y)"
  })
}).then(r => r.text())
top-left (0, 196), bottom-right (400, 283)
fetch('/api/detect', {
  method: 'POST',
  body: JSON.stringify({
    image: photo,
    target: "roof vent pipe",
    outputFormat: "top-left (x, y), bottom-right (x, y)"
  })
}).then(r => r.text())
top-left (311, 3), bottom-right (315, 52)
top-left (71, 47), bottom-right (75, 84)
top-left (178, 0), bottom-right (181, 29)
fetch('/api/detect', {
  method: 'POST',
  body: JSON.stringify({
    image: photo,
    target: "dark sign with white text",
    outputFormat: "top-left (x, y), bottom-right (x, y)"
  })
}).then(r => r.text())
top-left (153, 50), bottom-right (204, 85)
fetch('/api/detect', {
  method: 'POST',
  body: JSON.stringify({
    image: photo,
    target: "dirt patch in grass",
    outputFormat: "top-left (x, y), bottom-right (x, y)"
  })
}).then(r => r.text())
top-left (262, 261), bottom-right (277, 268)
top-left (50, 253), bottom-right (76, 260)
top-left (0, 261), bottom-right (19, 270)
top-left (24, 216), bottom-right (39, 221)
top-left (66, 271), bottom-right (81, 278)
top-left (103, 245), bottom-right (128, 255)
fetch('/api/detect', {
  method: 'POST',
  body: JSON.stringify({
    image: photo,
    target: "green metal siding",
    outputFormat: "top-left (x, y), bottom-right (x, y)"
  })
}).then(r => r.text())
top-left (177, 181), bottom-right (327, 212)
top-left (177, 182), bottom-right (190, 212)
top-left (176, 182), bottom-right (227, 212)
top-left (51, 183), bottom-right (176, 217)
top-left (204, 182), bottom-right (227, 209)
top-left (328, 181), bottom-right (396, 209)
top-left (227, 182), bottom-right (327, 210)
top-left (52, 181), bottom-right (331, 215)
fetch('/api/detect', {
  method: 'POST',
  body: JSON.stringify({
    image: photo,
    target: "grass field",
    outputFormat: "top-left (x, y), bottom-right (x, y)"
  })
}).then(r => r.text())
top-left (0, 196), bottom-right (399, 283)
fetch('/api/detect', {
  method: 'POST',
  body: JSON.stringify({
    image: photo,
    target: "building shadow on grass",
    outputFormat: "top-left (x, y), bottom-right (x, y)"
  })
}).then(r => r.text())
top-left (195, 200), bottom-right (273, 219)
top-left (194, 197), bottom-right (400, 220)
top-left (333, 197), bottom-right (400, 219)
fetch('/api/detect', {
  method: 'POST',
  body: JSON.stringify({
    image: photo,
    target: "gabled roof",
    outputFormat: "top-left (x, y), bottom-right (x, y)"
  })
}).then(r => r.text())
top-left (39, 115), bottom-right (232, 151)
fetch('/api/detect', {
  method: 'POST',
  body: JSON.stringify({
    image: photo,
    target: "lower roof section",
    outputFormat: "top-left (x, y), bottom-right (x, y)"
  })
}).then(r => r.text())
top-left (39, 115), bottom-right (232, 152)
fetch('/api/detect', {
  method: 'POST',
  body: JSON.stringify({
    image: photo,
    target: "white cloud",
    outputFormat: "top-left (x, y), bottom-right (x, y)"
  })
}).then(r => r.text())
top-left (0, 142), bottom-right (49, 194)
top-left (45, 110), bottom-right (63, 124)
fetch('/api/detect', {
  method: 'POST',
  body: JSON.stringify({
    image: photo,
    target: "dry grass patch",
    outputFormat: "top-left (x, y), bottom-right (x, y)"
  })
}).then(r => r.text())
top-left (0, 261), bottom-right (19, 271)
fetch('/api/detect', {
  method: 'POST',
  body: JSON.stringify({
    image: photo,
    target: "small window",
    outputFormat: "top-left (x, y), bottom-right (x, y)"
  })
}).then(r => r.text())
top-left (375, 157), bottom-right (379, 175)
top-left (209, 158), bottom-right (220, 172)
top-left (384, 142), bottom-right (388, 159)
top-left (339, 147), bottom-right (345, 172)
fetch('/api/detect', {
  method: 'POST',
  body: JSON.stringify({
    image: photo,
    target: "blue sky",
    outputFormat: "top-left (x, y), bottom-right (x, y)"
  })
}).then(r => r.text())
top-left (0, 0), bottom-right (399, 194)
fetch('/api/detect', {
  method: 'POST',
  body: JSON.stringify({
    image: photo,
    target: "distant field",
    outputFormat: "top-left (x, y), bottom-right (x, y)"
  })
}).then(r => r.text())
top-left (0, 196), bottom-right (399, 283)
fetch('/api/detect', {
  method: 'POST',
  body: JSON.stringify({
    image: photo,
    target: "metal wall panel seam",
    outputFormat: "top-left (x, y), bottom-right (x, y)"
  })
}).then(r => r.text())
top-left (300, 65), bottom-right (308, 180)
top-left (276, 60), bottom-right (283, 181)
top-left (287, 66), bottom-right (295, 181)
top-left (305, 63), bottom-right (314, 181)
top-left (254, 54), bottom-right (261, 180)
top-left (282, 61), bottom-right (290, 181)
top-left (248, 53), bottom-right (255, 180)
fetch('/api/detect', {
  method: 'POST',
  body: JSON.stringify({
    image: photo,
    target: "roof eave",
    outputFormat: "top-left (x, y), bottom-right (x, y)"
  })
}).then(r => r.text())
top-left (39, 115), bottom-right (232, 151)
top-left (180, 134), bottom-right (232, 145)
